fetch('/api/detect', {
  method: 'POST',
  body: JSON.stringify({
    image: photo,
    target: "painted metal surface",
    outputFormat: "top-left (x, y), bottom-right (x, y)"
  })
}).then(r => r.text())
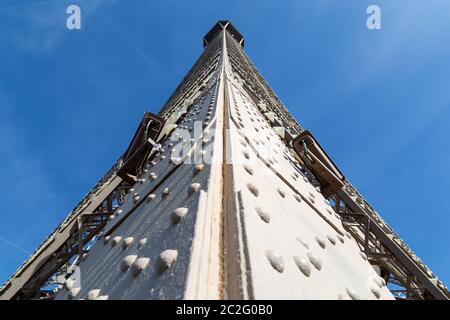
top-left (2, 20), bottom-right (447, 300)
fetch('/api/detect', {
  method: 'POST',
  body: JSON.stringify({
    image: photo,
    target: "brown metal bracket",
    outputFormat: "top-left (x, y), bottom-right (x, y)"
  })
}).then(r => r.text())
top-left (117, 112), bottom-right (165, 185)
top-left (292, 130), bottom-right (345, 198)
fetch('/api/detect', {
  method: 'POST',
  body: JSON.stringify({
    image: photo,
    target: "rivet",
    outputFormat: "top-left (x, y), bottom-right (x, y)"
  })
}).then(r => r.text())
top-left (65, 279), bottom-right (75, 290)
top-left (95, 295), bottom-right (109, 300)
top-left (327, 235), bottom-right (337, 245)
top-left (247, 183), bottom-right (259, 197)
top-left (133, 194), bottom-right (140, 203)
top-left (293, 255), bottom-right (312, 277)
top-left (309, 196), bottom-right (315, 204)
top-left (346, 232), bottom-right (352, 239)
top-left (315, 236), bottom-right (326, 249)
top-left (162, 188), bottom-right (170, 197)
top-left (294, 194), bottom-right (302, 203)
top-left (373, 276), bottom-right (383, 288)
top-left (370, 287), bottom-right (381, 299)
top-left (277, 188), bottom-right (286, 198)
top-left (345, 288), bottom-right (360, 300)
top-left (171, 157), bottom-right (183, 165)
top-left (243, 165), bottom-right (254, 175)
top-left (108, 214), bottom-right (115, 221)
top-left (190, 183), bottom-right (201, 193)
top-left (121, 255), bottom-right (137, 271)
top-left (138, 238), bottom-right (147, 248)
top-left (296, 237), bottom-right (309, 249)
top-left (307, 251), bottom-right (322, 270)
top-left (68, 287), bottom-right (80, 299)
top-left (132, 257), bottom-right (150, 276)
top-left (150, 172), bottom-right (157, 180)
top-left (111, 236), bottom-right (122, 246)
top-left (255, 207), bottom-right (270, 223)
top-left (194, 164), bottom-right (205, 174)
top-left (159, 249), bottom-right (178, 272)
top-left (265, 250), bottom-right (284, 273)
top-left (360, 252), bottom-right (368, 261)
top-left (172, 207), bottom-right (188, 224)
top-left (147, 193), bottom-right (156, 201)
top-left (122, 237), bottom-right (134, 249)
top-left (87, 289), bottom-right (101, 300)
top-left (337, 234), bottom-right (345, 244)
top-left (116, 209), bottom-right (123, 215)
top-left (103, 235), bottom-right (111, 243)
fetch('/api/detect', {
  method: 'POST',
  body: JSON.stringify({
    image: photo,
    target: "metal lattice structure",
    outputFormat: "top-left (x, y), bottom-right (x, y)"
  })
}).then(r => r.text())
top-left (0, 20), bottom-right (448, 300)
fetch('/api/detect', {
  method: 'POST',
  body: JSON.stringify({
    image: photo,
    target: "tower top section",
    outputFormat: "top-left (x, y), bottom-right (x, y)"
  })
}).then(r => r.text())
top-left (203, 20), bottom-right (244, 48)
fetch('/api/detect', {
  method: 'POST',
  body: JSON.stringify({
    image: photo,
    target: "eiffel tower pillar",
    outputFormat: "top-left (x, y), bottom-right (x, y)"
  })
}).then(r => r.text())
top-left (1, 21), bottom-right (448, 300)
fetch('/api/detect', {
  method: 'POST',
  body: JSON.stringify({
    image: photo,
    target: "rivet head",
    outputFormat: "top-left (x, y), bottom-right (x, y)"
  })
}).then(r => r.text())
top-left (255, 207), bottom-right (270, 223)
top-left (315, 236), bottom-right (326, 249)
top-left (277, 188), bottom-right (286, 198)
top-left (294, 194), bottom-right (302, 203)
top-left (327, 235), bottom-right (337, 245)
top-left (345, 288), bottom-right (360, 300)
top-left (132, 257), bottom-right (150, 276)
top-left (246, 183), bottom-right (259, 197)
top-left (307, 251), bottom-right (322, 270)
top-left (133, 194), bottom-right (140, 203)
top-left (293, 255), bottom-right (312, 277)
top-left (171, 157), bottom-right (183, 165)
top-left (108, 214), bottom-right (115, 221)
top-left (122, 237), bottom-right (134, 249)
top-left (162, 188), bottom-right (170, 196)
top-left (65, 279), bottom-right (75, 290)
top-left (87, 289), bottom-right (101, 300)
top-left (103, 236), bottom-right (111, 244)
top-left (68, 287), bottom-right (80, 299)
top-left (147, 193), bottom-right (156, 201)
top-left (243, 165), bottom-right (254, 175)
top-left (190, 183), bottom-right (201, 193)
top-left (194, 164), bottom-right (205, 174)
top-left (138, 238), bottom-right (147, 248)
top-left (172, 207), bottom-right (188, 224)
top-left (111, 236), bottom-right (122, 246)
top-left (337, 234), bottom-right (345, 244)
top-left (95, 295), bottom-right (109, 300)
top-left (346, 232), bottom-right (352, 239)
top-left (150, 172), bottom-right (157, 180)
top-left (265, 250), bottom-right (284, 273)
top-left (370, 287), bottom-right (381, 299)
top-left (116, 209), bottom-right (123, 215)
top-left (121, 255), bottom-right (137, 271)
top-left (159, 249), bottom-right (178, 272)
top-left (372, 276), bottom-right (383, 288)
top-left (360, 252), bottom-right (368, 260)
top-left (296, 237), bottom-right (309, 249)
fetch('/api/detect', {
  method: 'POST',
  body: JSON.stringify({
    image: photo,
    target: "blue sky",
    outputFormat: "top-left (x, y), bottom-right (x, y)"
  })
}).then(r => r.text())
top-left (0, 0), bottom-right (449, 288)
